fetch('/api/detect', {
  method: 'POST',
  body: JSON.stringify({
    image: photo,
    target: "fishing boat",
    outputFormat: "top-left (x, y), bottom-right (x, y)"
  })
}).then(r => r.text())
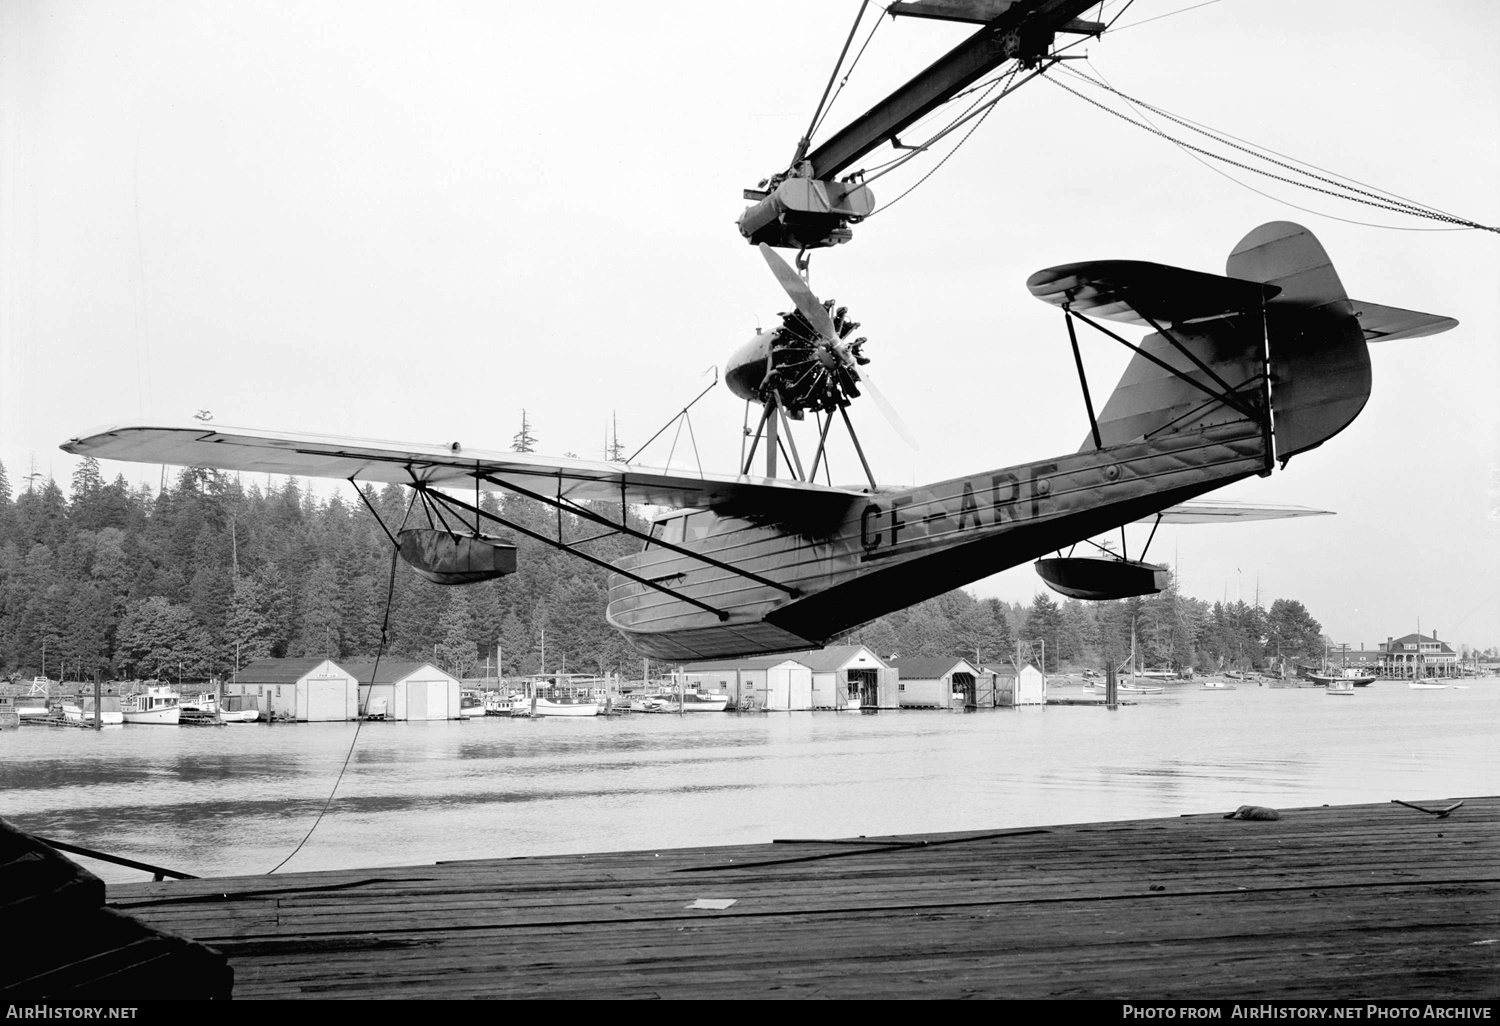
top-left (121, 686), bottom-right (181, 725)
top-left (1325, 679), bottom-right (1355, 696)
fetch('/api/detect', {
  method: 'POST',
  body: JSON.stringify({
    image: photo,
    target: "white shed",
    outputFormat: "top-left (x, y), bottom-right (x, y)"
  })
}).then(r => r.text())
top-left (680, 657), bottom-right (813, 711)
top-left (227, 658), bottom-right (360, 722)
top-left (1014, 663), bottom-right (1047, 705)
top-left (341, 659), bottom-right (463, 720)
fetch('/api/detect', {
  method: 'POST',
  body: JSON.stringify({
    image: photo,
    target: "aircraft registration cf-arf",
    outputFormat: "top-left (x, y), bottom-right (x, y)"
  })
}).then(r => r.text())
top-left (64, 222), bottom-right (1455, 662)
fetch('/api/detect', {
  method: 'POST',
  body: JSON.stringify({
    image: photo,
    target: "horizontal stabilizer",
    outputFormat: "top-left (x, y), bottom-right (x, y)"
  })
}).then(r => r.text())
top-left (1142, 499), bottom-right (1334, 524)
top-left (1348, 299), bottom-right (1458, 342)
top-left (1027, 260), bottom-right (1280, 328)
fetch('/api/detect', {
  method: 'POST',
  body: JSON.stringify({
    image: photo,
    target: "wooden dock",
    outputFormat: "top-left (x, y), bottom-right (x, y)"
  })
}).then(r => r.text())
top-left (105, 797), bottom-right (1499, 1000)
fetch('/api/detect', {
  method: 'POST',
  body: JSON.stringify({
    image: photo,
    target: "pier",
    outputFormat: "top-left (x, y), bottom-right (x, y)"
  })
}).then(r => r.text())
top-left (92, 796), bottom-right (1498, 1000)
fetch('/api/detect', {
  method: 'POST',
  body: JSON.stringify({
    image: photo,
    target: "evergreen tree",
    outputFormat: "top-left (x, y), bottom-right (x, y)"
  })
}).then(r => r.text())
top-left (435, 590), bottom-right (478, 677)
top-left (511, 410), bottom-right (538, 453)
top-left (114, 596), bottom-right (214, 680)
top-left (1021, 593), bottom-right (1065, 670)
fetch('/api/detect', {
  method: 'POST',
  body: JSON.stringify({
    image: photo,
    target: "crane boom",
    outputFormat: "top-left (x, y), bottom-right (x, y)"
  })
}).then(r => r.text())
top-left (738, 0), bottom-right (1104, 251)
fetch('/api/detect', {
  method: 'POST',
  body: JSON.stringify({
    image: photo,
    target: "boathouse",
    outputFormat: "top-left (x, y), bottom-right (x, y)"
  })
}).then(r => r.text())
top-left (889, 656), bottom-right (981, 708)
top-left (340, 659), bottom-right (463, 720)
top-left (679, 656), bottom-right (814, 711)
top-left (226, 658), bottom-right (360, 722)
top-left (800, 645), bottom-right (897, 709)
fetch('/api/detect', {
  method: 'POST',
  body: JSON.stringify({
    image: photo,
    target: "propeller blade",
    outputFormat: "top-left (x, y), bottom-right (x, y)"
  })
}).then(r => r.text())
top-left (759, 244), bottom-right (837, 340)
top-left (853, 367), bottom-right (919, 450)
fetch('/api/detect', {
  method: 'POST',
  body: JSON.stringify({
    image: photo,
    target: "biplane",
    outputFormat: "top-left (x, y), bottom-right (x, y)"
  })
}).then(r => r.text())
top-left (63, 220), bottom-right (1455, 661)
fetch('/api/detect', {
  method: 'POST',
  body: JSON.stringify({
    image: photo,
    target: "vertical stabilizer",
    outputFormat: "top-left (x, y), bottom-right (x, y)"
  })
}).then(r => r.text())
top-left (1226, 222), bottom-right (1369, 462)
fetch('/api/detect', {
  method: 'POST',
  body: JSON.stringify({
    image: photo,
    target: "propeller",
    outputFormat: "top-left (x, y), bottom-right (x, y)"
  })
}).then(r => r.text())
top-left (757, 244), bottom-right (918, 449)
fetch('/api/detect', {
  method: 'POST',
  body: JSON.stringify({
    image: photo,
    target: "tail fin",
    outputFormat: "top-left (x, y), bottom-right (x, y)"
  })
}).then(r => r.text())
top-left (1226, 221), bottom-right (1367, 461)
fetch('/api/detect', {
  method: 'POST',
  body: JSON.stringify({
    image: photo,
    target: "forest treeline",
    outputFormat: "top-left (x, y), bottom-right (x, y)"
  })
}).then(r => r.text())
top-left (0, 457), bottom-right (1329, 682)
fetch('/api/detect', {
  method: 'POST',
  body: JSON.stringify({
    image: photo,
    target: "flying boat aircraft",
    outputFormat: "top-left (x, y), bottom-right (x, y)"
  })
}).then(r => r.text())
top-left (63, 220), bottom-right (1455, 661)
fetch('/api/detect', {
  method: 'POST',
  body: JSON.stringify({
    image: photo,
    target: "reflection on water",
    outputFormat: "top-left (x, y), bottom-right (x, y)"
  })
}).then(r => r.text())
top-left (2, 681), bottom-right (1496, 883)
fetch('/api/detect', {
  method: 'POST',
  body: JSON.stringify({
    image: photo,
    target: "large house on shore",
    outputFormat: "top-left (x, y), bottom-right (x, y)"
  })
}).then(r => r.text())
top-left (1379, 632), bottom-right (1461, 678)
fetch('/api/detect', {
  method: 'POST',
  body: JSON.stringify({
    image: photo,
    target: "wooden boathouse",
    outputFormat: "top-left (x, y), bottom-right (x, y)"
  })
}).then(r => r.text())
top-left (15, 795), bottom-right (1490, 1001)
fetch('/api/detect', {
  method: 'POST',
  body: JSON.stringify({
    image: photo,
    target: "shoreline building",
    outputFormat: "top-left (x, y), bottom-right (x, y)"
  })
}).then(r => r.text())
top-left (1379, 632), bottom-right (1460, 679)
top-left (340, 659), bottom-right (463, 720)
top-left (890, 656), bottom-right (981, 708)
top-left (679, 645), bottom-right (897, 710)
top-left (225, 658), bottom-right (360, 722)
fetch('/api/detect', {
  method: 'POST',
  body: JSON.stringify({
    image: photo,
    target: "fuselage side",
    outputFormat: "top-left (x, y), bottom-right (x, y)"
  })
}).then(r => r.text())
top-left (606, 419), bottom-right (1267, 660)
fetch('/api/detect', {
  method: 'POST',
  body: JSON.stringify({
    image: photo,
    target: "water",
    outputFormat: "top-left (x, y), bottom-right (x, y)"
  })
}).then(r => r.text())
top-left (3, 681), bottom-right (1496, 885)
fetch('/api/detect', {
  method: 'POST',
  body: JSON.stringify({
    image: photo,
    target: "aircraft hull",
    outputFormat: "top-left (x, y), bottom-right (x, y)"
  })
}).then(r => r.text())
top-left (607, 419), bottom-right (1266, 660)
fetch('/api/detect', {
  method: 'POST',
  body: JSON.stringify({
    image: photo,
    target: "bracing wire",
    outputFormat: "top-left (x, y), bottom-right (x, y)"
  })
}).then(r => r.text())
top-left (267, 498), bottom-right (404, 875)
top-left (810, 4), bottom-right (887, 144)
top-left (868, 64), bottom-right (1021, 215)
top-left (1109, 0), bottom-right (1223, 34)
top-left (1046, 70), bottom-right (1500, 233)
top-left (800, 1), bottom-right (872, 166)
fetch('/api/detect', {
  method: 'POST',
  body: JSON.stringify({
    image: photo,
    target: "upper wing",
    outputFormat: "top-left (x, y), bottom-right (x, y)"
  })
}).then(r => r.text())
top-left (1143, 499), bottom-right (1333, 524)
top-left (1026, 260), bottom-right (1280, 327)
top-left (62, 423), bottom-right (866, 524)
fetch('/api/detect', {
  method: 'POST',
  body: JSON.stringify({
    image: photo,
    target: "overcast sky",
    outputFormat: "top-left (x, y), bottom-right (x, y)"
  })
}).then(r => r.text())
top-left (2, 0), bottom-right (1496, 651)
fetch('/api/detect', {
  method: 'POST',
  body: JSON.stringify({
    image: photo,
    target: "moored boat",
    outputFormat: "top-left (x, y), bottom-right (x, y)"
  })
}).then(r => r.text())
top-left (531, 694), bottom-right (602, 717)
top-left (1200, 680), bottom-right (1237, 691)
top-left (80, 696), bottom-right (125, 725)
top-left (218, 694), bottom-right (261, 723)
top-left (122, 686), bottom-right (182, 725)
top-left (483, 691), bottom-right (521, 716)
top-left (1325, 679), bottom-right (1355, 696)
top-left (1408, 679), bottom-right (1449, 690)
top-left (459, 689), bottom-right (486, 718)
top-left (179, 694), bottom-right (225, 725)
top-left (1309, 671), bottom-right (1376, 688)
top-left (1084, 680), bottom-right (1165, 695)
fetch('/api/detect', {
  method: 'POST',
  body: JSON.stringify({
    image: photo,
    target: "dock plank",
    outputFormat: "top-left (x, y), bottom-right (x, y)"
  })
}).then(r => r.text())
top-left (106, 797), bottom-right (1500, 1000)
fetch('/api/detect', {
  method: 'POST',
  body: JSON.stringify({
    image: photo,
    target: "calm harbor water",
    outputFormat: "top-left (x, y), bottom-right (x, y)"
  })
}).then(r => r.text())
top-left (3, 680), bottom-right (1496, 885)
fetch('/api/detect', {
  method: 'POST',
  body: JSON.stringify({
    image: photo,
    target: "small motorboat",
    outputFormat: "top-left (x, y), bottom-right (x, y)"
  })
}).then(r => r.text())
top-left (530, 694), bottom-right (601, 717)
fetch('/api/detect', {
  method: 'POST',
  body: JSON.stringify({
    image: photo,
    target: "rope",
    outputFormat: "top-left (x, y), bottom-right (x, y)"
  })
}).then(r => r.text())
top-left (267, 525), bottom-right (403, 874)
